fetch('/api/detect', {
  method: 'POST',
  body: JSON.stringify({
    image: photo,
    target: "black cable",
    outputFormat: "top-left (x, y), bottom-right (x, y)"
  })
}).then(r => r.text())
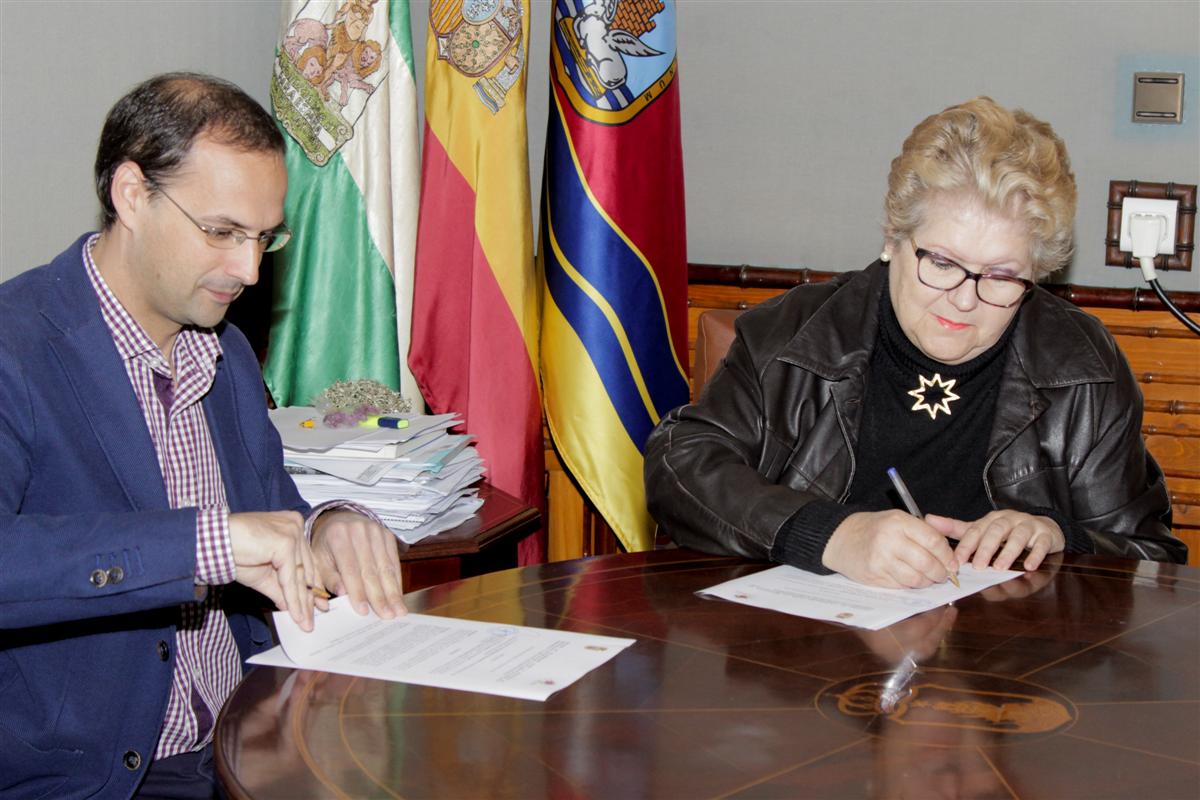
top-left (1148, 279), bottom-right (1200, 336)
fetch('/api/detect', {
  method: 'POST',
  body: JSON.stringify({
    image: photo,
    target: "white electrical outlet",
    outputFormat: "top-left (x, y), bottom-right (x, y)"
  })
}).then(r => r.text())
top-left (1119, 197), bottom-right (1178, 254)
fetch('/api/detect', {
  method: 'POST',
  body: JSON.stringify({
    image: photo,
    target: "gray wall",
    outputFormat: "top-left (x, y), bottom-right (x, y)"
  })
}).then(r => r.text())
top-left (0, 0), bottom-right (282, 281)
top-left (675, 0), bottom-right (1199, 292)
top-left (3, 1), bottom-right (1198, 292)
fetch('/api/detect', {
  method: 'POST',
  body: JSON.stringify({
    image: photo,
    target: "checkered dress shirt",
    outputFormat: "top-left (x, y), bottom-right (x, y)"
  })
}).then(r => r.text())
top-left (83, 236), bottom-right (240, 758)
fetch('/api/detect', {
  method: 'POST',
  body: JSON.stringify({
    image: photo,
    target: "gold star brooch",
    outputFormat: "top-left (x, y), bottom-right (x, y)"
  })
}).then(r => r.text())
top-left (908, 372), bottom-right (960, 420)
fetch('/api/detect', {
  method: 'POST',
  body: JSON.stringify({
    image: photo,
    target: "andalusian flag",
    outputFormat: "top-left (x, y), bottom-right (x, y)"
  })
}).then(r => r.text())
top-left (540, 0), bottom-right (689, 552)
top-left (265, 0), bottom-right (420, 406)
top-left (409, 0), bottom-right (544, 562)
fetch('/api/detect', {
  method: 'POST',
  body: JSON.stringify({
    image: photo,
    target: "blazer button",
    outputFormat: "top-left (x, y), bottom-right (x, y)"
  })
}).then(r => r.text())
top-left (123, 750), bottom-right (142, 771)
top-left (89, 568), bottom-right (108, 588)
top-left (157, 640), bottom-right (170, 661)
top-left (107, 566), bottom-right (125, 584)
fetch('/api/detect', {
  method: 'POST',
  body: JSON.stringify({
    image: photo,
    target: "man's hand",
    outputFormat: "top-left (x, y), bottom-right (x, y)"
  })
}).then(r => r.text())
top-left (822, 510), bottom-right (959, 589)
top-left (310, 511), bottom-right (406, 618)
top-left (926, 510), bottom-right (1064, 572)
top-left (229, 511), bottom-right (325, 632)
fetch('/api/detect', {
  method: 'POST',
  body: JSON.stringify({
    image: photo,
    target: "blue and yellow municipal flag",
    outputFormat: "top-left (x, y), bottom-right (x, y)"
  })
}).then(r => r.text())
top-left (540, 0), bottom-right (689, 552)
top-left (265, 0), bottom-right (421, 406)
top-left (409, 0), bottom-right (545, 563)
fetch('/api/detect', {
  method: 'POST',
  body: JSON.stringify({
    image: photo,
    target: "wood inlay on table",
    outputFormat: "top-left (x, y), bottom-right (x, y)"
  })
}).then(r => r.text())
top-left (216, 550), bottom-right (1200, 799)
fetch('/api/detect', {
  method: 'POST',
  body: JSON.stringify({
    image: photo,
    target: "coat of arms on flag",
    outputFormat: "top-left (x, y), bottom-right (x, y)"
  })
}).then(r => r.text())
top-left (553, 0), bottom-right (674, 123)
top-left (271, 0), bottom-right (392, 165)
top-left (429, 0), bottom-right (526, 112)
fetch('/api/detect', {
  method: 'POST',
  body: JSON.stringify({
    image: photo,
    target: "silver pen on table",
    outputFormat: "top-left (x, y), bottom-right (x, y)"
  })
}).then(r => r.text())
top-left (886, 467), bottom-right (960, 588)
top-left (878, 652), bottom-right (919, 713)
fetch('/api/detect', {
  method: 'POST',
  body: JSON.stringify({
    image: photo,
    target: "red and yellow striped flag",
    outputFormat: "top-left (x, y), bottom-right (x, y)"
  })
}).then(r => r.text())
top-left (409, 0), bottom-right (544, 562)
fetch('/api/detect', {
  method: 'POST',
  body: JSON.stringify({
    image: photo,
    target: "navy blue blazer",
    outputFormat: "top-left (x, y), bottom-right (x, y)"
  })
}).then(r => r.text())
top-left (0, 234), bottom-right (307, 799)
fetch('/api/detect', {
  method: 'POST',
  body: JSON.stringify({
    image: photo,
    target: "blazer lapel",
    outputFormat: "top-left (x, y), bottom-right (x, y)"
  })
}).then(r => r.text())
top-left (42, 240), bottom-right (168, 512)
top-left (48, 312), bottom-right (169, 512)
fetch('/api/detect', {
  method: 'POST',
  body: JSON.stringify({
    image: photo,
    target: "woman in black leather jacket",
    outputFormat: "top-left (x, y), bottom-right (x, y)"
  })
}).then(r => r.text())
top-left (644, 97), bottom-right (1184, 588)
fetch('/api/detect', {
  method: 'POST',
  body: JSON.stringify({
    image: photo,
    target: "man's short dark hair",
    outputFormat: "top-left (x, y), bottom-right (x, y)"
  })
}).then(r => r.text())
top-left (94, 72), bottom-right (285, 230)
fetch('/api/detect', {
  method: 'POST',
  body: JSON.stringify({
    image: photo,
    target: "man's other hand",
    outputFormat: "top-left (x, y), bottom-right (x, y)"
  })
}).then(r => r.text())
top-left (229, 511), bottom-right (324, 631)
top-left (310, 511), bottom-right (407, 619)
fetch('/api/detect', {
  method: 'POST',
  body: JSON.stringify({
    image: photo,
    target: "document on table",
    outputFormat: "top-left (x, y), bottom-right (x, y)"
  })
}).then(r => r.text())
top-left (248, 597), bottom-right (635, 701)
top-left (699, 564), bottom-right (1022, 630)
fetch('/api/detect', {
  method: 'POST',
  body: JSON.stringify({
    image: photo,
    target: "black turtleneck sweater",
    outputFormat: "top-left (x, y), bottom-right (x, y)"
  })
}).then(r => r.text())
top-left (770, 288), bottom-right (1014, 573)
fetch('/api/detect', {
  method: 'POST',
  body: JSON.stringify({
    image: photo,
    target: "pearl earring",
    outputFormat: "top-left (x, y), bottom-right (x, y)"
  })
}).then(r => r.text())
top-left (880, 251), bottom-right (891, 263)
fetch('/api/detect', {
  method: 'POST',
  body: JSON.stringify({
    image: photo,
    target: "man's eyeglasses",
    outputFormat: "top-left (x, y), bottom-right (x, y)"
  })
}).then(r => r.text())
top-left (912, 242), bottom-right (1033, 308)
top-left (147, 182), bottom-right (292, 253)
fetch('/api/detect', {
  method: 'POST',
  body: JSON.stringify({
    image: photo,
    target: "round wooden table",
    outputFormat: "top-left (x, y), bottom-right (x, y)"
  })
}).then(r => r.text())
top-left (215, 550), bottom-right (1200, 799)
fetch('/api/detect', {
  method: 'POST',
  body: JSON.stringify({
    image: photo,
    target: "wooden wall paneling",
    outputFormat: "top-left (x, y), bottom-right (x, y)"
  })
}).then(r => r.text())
top-left (688, 284), bottom-right (783, 310)
top-left (1113, 335), bottom-right (1200, 375)
top-left (1142, 383), bottom-right (1200, 405)
top-left (1171, 498), bottom-right (1200, 529)
top-left (1176, 530), bottom-right (1200, 561)
top-left (1145, 435), bottom-right (1200, 479)
top-left (1142, 413), bottom-right (1200, 437)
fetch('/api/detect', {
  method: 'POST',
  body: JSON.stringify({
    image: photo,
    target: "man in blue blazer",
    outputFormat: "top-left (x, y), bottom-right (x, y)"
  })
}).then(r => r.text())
top-left (0, 73), bottom-right (407, 799)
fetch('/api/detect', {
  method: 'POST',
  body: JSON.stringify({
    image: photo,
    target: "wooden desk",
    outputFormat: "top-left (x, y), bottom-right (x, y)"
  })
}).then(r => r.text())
top-left (398, 483), bottom-right (540, 592)
top-left (216, 550), bottom-right (1199, 799)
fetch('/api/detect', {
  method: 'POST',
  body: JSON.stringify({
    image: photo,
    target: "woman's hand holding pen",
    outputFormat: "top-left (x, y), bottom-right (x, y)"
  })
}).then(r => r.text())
top-left (229, 510), bottom-right (327, 632)
top-left (822, 510), bottom-right (960, 589)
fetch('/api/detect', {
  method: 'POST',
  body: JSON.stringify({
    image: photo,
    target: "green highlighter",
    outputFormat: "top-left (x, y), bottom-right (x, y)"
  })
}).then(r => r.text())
top-left (359, 415), bottom-right (409, 429)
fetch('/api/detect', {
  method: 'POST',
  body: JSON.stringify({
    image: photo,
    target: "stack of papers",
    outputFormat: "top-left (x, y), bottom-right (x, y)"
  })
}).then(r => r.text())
top-left (269, 406), bottom-right (485, 544)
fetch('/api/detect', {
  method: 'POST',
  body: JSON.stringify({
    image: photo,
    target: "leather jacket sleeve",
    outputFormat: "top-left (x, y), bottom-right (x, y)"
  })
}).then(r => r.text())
top-left (1048, 323), bottom-right (1182, 563)
top-left (644, 297), bottom-right (835, 561)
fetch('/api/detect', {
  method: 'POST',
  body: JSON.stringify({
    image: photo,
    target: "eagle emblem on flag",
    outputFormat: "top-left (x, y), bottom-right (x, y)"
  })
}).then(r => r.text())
top-left (553, 0), bottom-right (675, 124)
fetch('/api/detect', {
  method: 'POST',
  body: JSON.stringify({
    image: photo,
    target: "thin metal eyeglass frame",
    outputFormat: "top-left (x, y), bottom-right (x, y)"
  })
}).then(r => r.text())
top-left (146, 181), bottom-right (292, 253)
top-left (911, 242), bottom-right (1034, 308)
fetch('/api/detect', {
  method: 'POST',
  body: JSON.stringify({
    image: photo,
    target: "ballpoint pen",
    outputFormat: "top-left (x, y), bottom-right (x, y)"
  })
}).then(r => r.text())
top-left (886, 467), bottom-right (960, 588)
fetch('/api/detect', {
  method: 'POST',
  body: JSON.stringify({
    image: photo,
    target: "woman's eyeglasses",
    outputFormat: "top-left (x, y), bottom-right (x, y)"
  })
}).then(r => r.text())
top-left (911, 242), bottom-right (1033, 308)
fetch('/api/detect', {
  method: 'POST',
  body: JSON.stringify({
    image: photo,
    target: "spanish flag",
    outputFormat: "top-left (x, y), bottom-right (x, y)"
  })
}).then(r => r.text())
top-left (409, 0), bottom-right (544, 562)
top-left (540, 0), bottom-right (689, 552)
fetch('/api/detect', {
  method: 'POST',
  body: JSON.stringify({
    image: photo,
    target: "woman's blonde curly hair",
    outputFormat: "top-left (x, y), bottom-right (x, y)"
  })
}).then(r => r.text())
top-left (883, 97), bottom-right (1077, 280)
